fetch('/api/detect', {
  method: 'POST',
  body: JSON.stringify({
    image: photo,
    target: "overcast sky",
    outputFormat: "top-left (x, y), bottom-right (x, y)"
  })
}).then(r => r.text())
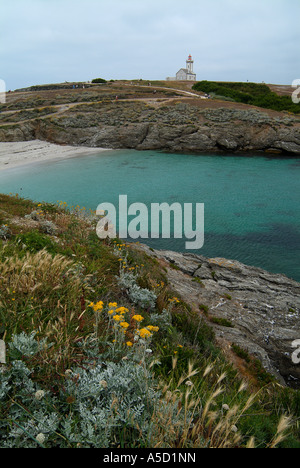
top-left (1, 0), bottom-right (299, 90)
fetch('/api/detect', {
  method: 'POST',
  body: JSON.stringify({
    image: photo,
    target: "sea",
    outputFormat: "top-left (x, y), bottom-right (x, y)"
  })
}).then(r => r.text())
top-left (0, 149), bottom-right (299, 282)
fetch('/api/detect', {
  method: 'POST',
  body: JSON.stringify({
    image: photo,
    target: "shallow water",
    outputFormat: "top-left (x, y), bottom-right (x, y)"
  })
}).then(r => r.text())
top-left (0, 149), bottom-right (299, 281)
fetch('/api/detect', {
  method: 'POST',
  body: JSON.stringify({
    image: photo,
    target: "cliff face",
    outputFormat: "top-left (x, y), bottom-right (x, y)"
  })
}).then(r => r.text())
top-left (135, 244), bottom-right (300, 388)
top-left (1, 100), bottom-right (300, 155)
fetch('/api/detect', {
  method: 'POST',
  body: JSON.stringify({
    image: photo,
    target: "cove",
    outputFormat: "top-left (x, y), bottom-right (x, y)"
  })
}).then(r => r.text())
top-left (0, 149), bottom-right (299, 282)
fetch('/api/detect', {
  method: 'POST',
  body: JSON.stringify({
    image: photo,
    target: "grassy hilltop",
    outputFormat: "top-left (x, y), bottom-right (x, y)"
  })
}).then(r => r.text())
top-left (0, 193), bottom-right (300, 448)
top-left (192, 81), bottom-right (300, 114)
top-left (2, 79), bottom-right (299, 116)
top-left (1, 79), bottom-right (299, 155)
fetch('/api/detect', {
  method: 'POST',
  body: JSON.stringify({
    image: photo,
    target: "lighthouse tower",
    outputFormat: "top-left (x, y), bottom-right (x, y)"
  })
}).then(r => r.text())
top-left (167, 54), bottom-right (197, 82)
top-left (186, 54), bottom-right (194, 74)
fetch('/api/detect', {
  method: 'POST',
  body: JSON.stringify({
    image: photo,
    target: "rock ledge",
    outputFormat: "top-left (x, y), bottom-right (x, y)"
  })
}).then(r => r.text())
top-left (136, 244), bottom-right (300, 387)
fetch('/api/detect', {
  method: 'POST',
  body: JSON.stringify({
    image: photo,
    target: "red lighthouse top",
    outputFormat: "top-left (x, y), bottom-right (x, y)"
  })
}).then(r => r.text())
top-left (187, 54), bottom-right (193, 61)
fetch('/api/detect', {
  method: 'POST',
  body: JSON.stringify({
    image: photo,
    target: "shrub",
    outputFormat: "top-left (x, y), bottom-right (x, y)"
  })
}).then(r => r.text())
top-left (15, 230), bottom-right (57, 254)
top-left (116, 270), bottom-right (157, 310)
top-left (210, 317), bottom-right (234, 328)
top-left (0, 331), bottom-right (160, 448)
top-left (192, 81), bottom-right (300, 114)
top-left (91, 78), bottom-right (107, 84)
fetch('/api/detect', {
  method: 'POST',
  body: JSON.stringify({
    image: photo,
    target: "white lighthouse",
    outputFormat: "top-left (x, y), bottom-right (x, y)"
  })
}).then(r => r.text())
top-left (186, 54), bottom-right (194, 74)
top-left (166, 54), bottom-right (197, 82)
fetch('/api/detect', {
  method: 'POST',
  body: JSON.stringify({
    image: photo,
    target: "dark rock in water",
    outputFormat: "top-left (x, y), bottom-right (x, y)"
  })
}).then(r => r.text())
top-left (136, 244), bottom-right (300, 388)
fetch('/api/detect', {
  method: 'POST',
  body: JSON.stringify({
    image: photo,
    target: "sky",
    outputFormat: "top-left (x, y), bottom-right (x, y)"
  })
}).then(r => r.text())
top-left (0, 0), bottom-right (299, 90)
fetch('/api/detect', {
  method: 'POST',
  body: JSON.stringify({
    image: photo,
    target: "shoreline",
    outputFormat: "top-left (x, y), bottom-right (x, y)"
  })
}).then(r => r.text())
top-left (0, 140), bottom-right (109, 172)
top-left (1, 141), bottom-right (299, 172)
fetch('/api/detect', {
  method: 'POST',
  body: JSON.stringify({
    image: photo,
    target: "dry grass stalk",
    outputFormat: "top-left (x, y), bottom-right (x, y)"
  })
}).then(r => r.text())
top-left (268, 415), bottom-right (293, 448)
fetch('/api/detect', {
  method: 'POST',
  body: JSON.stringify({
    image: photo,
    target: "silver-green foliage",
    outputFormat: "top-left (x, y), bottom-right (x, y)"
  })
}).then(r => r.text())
top-left (0, 332), bottom-right (159, 448)
top-left (61, 361), bottom-right (158, 447)
top-left (117, 271), bottom-right (157, 310)
top-left (0, 224), bottom-right (10, 240)
top-left (9, 331), bottom-right (51, 357)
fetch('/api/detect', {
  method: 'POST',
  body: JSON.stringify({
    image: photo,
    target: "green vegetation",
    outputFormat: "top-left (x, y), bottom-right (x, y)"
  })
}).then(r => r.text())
top-left (15, 230), bottom-right (57, 254)
top-left (91, 78), bottom-right (107, 84)
top-left (199, 303), bottom-right (209, 314)
top-left (192, 277), bottom-right (204, 286)
top-left (193, 81), bottom-right (300, 114)
top-left (0, 194), bottom-right (299, 448)
top-left (231, 344), bottom-right (276, 386)
top-left (210, 317), bottom-right (234, 328)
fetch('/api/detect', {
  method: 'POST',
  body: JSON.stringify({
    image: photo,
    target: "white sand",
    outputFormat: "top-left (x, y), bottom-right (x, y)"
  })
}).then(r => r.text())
top-left (0, 140), bottom-right (108, 171)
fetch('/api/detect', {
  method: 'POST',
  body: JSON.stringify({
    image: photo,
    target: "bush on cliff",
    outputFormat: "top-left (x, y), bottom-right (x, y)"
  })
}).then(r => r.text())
top-left (193, 81), bottom-right (300, 114)
top-left (91, 78), bottom-right (107, 84)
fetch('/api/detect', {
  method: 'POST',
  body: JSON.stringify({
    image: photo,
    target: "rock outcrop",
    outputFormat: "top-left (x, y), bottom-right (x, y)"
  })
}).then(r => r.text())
top-left (1, 101), bottom-right (300, 155)
top-left (135, 244), bottom-right (300, 388)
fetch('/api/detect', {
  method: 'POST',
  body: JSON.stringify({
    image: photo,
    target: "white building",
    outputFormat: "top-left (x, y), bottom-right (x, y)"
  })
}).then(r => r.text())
top-left (166, 55), bottom-right (197, 82)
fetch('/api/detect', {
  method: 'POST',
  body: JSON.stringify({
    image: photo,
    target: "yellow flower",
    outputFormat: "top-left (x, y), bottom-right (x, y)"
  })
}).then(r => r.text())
top-left (93, 301), bottom-right (104, 312)
top-left (108, 309), bottom-right (115, 315)
top-left (147, 325), bottom-right (159, 332)
top-left (126, 341), bottom-right (133, 347)
top-left (168, 297), bottom-right (180, 304)
top-left (138, 328), bottom-right (152, 339)
top-left (120, 322), bottom-right (129, 328)
top-left (132, 314), bottom-right (144, 322)
top-left (108, 302), bottom-right (118, 308)
top-left (112, 315), bottom-right (122, 322)
top-left (116, 306), bottom-right (129, 314)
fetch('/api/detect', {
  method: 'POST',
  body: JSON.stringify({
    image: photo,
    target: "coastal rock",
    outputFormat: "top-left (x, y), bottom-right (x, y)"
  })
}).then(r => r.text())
top-left (135, 244), bottom-right (300, 388)
top-left (1, 102), bottom-right (300, 154)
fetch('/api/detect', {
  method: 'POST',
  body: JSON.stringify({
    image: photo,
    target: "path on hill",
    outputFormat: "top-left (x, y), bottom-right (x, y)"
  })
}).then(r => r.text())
top-left (129, 83), bottom-right (205, 98)
top-left (0, 84), bottom-right (206, 127)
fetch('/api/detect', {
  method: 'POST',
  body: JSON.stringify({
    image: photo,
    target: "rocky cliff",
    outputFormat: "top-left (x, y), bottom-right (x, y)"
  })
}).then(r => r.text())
top-left (1, 99), bottom-right (300, 155)
top-left (135, 244), bottom-right (300, 388)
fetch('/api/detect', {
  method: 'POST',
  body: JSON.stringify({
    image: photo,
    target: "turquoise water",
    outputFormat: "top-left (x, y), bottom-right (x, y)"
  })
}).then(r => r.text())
top-left (0, 149), bottom-right (299, 281)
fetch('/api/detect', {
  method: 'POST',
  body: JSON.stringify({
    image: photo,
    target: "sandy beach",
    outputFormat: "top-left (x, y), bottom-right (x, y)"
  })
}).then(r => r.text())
top-left (0, 140), bottom-right (108, 171)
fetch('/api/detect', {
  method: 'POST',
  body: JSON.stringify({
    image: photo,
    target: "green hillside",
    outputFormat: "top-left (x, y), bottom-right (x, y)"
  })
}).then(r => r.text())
top-left (0, 194), bottom-right (299, 448)
top-left (193, 81), bottom-right (300, 114)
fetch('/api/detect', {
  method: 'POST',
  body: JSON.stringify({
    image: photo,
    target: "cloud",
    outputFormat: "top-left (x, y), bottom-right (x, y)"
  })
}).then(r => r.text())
top-left (1, 0), bottom-right (299, 89)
